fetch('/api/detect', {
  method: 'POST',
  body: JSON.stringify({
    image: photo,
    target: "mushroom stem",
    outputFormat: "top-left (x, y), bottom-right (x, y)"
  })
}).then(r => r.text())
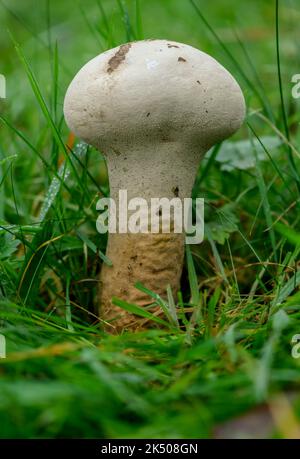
top-left (99, 143), bottom-right (202, 331)
top-left (100, 231), bottom-right (185, 332)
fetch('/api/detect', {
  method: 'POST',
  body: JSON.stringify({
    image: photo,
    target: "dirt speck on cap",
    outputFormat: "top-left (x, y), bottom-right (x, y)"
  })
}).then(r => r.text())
top-left (107, 43), bottom-right (131, 74)
top-left (168, 44), bottom-right (179, 48)
top-left (178, 57), bottom-right (186, 62)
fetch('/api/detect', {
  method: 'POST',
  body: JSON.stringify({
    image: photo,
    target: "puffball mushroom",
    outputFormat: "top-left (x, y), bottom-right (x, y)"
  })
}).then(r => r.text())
top-left (64, 39), bottom-right (245, 332)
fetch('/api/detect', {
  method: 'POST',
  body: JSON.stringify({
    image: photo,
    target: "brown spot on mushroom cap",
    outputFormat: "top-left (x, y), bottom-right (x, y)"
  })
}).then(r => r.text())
top-left (168, 44), bottom-right (179, 48)
top-left (178, 57), bottom-right (186, 62)
top-left (107, 43), bottom-right (131, 74)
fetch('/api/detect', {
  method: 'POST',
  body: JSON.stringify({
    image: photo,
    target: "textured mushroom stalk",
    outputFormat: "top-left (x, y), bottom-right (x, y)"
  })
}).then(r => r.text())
top-left (64, 39), bottom-right (245, 332)
top-left (100, 232), bottom-right (185, 331)
top-left (99, 141), bottom-right (203, 331)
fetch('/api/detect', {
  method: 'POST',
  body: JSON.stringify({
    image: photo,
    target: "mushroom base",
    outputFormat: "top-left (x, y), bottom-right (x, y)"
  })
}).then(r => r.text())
top-left (99, 232), bottom-right (185, 332)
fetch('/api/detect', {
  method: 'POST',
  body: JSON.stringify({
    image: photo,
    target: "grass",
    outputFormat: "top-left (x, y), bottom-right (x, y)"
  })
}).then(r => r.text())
top-left (0, 0), bottom-right (300, 439)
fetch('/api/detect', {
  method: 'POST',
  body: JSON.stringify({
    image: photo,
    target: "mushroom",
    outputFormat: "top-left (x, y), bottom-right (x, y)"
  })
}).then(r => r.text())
top-left (64, 39), bottom-right (245, 332)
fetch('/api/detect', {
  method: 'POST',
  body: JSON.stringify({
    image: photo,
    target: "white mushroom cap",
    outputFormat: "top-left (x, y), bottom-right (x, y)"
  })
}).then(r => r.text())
top-left (64, 39), bottom-right (245, 201)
